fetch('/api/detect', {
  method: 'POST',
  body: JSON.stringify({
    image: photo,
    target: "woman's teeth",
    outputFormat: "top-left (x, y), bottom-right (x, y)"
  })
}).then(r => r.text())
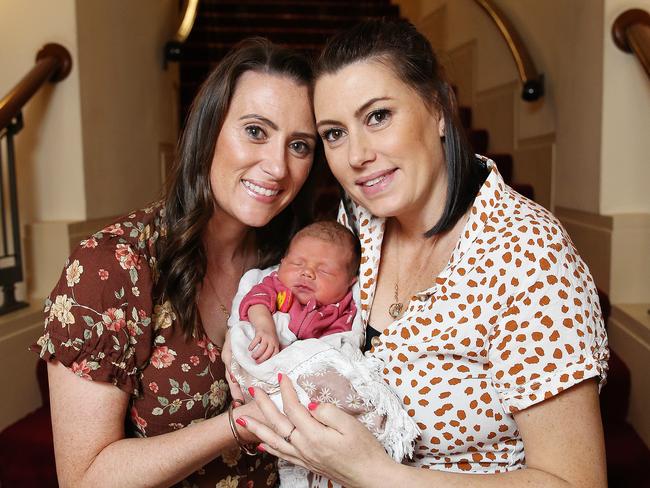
top-left (243, 180), bottom-right (280, 197)
top-left (364, 174), bottom-right (387, 187)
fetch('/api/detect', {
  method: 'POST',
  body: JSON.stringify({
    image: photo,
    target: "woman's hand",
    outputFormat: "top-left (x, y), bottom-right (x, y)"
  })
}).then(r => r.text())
top-left (221, 331), bottom-right (245, 403)
top-left (237, 374), bottom-right (397, 488)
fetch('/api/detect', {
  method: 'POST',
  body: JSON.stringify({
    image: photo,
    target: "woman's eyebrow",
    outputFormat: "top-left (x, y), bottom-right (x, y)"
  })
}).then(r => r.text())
top-left (316, 96), bottom-right (393, 128)
top-left (239, 114), bottom-right (278, 130)
top-left (354, 96), bottom-right (391, 118)
top-left (292, 131), bottom-right (318, 142)
top-left (240, 114), bottom-right (316, 140)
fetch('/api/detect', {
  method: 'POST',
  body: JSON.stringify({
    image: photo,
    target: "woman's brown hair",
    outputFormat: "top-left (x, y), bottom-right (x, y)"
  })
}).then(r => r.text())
top-left (157, 38), bottom-right (320, 338)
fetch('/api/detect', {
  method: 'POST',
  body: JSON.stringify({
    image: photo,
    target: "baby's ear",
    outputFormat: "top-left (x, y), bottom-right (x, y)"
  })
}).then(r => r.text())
top-left (349, 276), bottom-right (358, 286)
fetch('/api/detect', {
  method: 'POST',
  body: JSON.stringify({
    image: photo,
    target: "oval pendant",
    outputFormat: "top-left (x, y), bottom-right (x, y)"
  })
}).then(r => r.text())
top-left (388, 302), bottom-right (403, 319)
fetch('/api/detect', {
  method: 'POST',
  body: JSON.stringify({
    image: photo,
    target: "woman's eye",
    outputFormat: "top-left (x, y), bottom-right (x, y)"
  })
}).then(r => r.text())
top-left (245, 125), bottom-right (266, 140)
top-left (367, 109), bottom-right (391, 126)
top-left (321, 128), bottom-right (344, 143)
top-left (289, 141), bottom-right (311, 156)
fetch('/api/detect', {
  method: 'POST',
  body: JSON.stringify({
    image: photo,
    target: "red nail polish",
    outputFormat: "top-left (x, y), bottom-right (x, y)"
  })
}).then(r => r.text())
top-left (257, 444), bottom-right (266, 452)
top-left (236, 417), bottom-right (247, 427)
top-left (248, 387), bottom-right (255, 397)
top-left (230, 373), bottom-right (236, 382)
top-left (308, 401), bottom-right (319, 411)
top-left (278, 373), bottom-right (283, 382)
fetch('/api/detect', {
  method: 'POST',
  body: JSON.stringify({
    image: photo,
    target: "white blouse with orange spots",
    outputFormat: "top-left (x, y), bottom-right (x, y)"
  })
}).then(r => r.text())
top-left (337, 158), bottom-right (609, 474)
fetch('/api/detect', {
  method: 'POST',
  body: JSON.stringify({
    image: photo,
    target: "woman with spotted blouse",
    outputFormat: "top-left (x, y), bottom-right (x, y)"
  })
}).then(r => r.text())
top-left (238, 19), bottom-right (609, 487)
top-left (32, 39), bottom-right (321, 487)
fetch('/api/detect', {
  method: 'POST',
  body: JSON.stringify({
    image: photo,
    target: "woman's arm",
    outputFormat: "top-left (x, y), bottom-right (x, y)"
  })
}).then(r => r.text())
top-left (240, 376), bottom-right (606, 488)
top-left (48, 360), bottom-right (260, 488)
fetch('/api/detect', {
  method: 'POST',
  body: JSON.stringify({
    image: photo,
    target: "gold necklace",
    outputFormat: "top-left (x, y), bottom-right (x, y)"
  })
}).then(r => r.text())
top-left (204, 252), bottom-right (253, 321)
top-left (204, 271), bottom-right (231, 320)
top-left (388, 226), bottom-right (438, 320)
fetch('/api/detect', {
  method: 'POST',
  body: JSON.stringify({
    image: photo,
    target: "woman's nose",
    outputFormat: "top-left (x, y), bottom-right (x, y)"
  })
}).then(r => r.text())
top-left (261, 142), bottom-right (289, 180)
top-left (347, 132), bottom-right (374, 168)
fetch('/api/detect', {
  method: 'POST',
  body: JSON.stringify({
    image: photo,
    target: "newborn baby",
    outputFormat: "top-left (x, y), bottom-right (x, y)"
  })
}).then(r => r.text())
top-left (240, 220), bottom-right (359, 363)
top-left (228, 221), bottom-right (418, 488)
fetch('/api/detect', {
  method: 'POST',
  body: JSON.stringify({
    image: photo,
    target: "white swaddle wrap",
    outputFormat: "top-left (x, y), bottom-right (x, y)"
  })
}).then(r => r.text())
top-left (228, 267), bottom-right (419, 488)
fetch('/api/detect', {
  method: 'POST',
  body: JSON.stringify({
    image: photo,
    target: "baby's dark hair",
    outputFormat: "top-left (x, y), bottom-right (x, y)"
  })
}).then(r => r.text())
top-left (290, 221), bottom-right (361, 277)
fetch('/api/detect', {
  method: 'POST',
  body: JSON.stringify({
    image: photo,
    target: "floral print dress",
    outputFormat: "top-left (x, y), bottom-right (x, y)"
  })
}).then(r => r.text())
top-left (31, 203), bottom-right (277, 488)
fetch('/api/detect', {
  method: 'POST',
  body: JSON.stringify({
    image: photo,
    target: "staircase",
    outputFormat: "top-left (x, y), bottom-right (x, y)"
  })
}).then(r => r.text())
top-left (179, 0), bottom-right (400, 121)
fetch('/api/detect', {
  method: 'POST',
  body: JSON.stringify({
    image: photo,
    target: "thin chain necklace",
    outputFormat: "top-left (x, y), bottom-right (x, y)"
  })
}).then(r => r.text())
top-left (204, 271), bottom-right (231, 320)
top-left (204, 250), bottom-right (255, 321)
top-left (388, 225), bottom-right (438, 320)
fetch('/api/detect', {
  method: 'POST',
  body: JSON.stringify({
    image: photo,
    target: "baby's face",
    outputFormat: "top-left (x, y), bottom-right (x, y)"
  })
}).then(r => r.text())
top-left (278, 235), bottom-right (355, 306)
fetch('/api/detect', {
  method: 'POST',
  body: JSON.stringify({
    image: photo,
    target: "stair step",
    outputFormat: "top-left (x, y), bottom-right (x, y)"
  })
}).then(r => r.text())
top-left (201, 0), bottom-right (393, 4)
top-left (486, 153), bottom-right (513, 184)
top-left (187, 29), bottom-right (334, 46)
top-left (197, 2), bottom-right (399, 17)
top-left (196, 12), bottom-right (381, 30)
top-left (511, 183), bottom-right (534, 201)
top-left (467, 129), bottom-right (488, 154)
top-left (459, 106), bottom-right (472, 129)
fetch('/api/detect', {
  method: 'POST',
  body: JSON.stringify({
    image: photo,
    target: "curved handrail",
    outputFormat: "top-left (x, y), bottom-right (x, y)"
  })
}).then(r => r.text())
top-left (165, 0), bottom-right (200, 62)
top-left (612, 8), bottom-right (650, 79)
top-left (0, 43), bottom-right (72, 130)
top-left (472, 0), bottom-right (544, 101)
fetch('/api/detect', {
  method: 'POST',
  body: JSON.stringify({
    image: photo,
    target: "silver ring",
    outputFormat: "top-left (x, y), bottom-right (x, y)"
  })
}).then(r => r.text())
top-left (283, 426), bottom-right (296, 443)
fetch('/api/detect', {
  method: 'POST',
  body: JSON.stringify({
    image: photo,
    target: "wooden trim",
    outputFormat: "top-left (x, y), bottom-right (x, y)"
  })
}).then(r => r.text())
top-left (612, 8), bottom-right (650, 79)
top-left (554, 206), bottom-right (613, 231)
top-left (174, 0), bottom-right (200, 44)
top-left (0, 43), bottom-right (72, 130)
top-left (471, 0), bottom-right (544, 101)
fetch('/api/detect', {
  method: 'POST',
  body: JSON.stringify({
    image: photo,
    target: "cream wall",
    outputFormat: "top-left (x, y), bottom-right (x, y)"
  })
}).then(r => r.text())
top-left (600, 0), bottom-right (650, 215)
top-left (412, 0), bottom-right (604, 214)
top-left (0, 1), bottom-right (180, 429)
top-left (0, 0), bottom-right (86, 223)
top-left (76, 0), bottom-right (179, 220)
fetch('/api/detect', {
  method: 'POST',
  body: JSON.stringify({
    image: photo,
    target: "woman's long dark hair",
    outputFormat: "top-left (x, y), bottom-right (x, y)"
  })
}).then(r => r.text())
top-left (157, 38), bottom-right (320, 338)
top-left (316, 19), bottom-right (488, 237)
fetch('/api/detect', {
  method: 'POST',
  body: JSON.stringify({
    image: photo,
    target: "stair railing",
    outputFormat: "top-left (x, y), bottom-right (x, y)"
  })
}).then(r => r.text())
top-left (612, 8), bottom-right (650, 79)
top-left (472, 0), bottom-right (544, 102)
top-left (165, 0), bottom-right (200, 63)
top-left (0, 43), bottom-right (72, 314)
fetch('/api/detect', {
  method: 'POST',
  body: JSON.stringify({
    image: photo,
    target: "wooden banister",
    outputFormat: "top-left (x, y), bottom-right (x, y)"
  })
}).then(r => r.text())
top-left (612, 8), bottom-right (650, 79)
top-left (165, 0), bottom-right (200, 62)
top-left (0, 43), bottom-right (72, 130)
top-left (472, 0), bottom-right (544, 102)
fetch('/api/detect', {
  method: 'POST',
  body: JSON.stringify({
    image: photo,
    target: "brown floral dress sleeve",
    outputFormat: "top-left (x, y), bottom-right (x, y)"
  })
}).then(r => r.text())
top-left (31, 205), bottom-right (278, 488)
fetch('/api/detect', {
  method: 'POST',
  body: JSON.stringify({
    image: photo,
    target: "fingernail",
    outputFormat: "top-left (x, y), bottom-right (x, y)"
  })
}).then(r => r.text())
top-left (248, 387), bottom-right (255, 397)
top-left (230, 373), bottom-right (236, 382)
top-left (236, 417), bottom-right (247, 427)
top-left (308, 401), bottom-right (319, 411)
top-left (278, 373), bottom-right (283, 382)
top-left (257, 444), bottom-right (266, 452)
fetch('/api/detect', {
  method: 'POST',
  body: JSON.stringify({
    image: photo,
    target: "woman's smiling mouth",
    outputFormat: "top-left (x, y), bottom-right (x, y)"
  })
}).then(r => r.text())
top-left (241, 179), bottom-right (282, 200)
top-left (355, 169), bottom-right (397, 196)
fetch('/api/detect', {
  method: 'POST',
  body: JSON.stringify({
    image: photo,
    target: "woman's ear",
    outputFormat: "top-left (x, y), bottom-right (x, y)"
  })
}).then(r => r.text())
top-left (438, 114), bottom-right (445, 138)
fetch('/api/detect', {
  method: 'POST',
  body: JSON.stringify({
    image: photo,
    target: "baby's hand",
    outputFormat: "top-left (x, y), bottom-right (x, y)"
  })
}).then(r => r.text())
top-left (248, 328), bottom-right (280, 363)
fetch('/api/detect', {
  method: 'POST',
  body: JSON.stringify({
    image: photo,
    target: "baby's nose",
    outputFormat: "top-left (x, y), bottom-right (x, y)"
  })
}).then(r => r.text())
top-left (301, 267), bottom-right (315, 279)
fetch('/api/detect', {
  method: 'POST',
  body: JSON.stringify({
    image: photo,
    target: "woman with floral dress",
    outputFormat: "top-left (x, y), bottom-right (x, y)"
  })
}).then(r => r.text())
top-left (32, 38), bottom-right (321, 487)
top-left (239, 19), bottom-right (609, 488)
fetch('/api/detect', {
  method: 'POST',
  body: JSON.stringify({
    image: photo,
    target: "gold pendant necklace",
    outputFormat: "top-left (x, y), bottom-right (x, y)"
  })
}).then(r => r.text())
top-left (388, 282), bottom-right (404, 319)
top-left (387, 224), bottom-right (439, 320)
